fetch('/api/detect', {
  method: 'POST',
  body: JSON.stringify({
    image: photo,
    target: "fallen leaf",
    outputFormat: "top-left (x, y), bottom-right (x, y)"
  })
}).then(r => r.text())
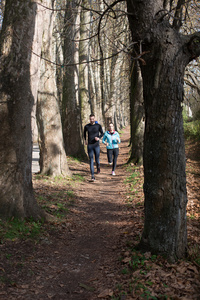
top-left (187, 265), bottom-right (199, 274)
top-left (98, 289), bottom-right (113, 298)
top-left (79, 283), bottom-right (95, 291)
top-left (20, 284), bottom-right (29, 289)
top-left (122, 257), bottom-right (131, 263)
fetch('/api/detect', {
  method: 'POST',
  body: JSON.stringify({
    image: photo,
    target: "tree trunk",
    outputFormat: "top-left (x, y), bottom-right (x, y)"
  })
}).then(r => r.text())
top-left (99, 1), bottom-right (106, 125)
top-left (30, 1), bottom-right (44, 143)
top-left (105, 49), bottom-right (118, 128)
top-left (0, 0), bottom-right (43, 219)
top-left (37, 0), bottom-right (71, 176)
top-left (126, 0), bottom-right (197, 259)
top-left (129, 61), bottom-right (144, 165)
top-left (90, 47), bottom-right (103, 124)
top-left (141, 55), bottom-right (188, 259)
top-left (62, 0), bottom-right (86, 157)
top-left (79, 0), bottom-right (91, 126)
top-left (96, 0), bottom-right (130, 130)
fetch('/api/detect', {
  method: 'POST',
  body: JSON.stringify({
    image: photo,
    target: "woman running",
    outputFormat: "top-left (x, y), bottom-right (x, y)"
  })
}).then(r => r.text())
top-left (102, 122), bottom-right (121, 175)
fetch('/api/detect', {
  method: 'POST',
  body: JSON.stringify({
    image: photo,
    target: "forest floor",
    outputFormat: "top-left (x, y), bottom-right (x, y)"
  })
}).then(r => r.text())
top-left (0, 127), bottom-right (200, 300)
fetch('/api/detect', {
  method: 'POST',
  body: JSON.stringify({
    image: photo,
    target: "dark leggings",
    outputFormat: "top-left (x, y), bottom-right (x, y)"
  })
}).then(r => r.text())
top-left (107, 148), bottom-right (119, 171)
top-left (87, 143), bottom-right (100, 176)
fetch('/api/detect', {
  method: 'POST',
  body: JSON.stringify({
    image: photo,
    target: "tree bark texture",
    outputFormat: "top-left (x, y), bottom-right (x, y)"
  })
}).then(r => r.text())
top-left (89, 39), bottom-right (102, 124)
top-left (0, 0), bottom-right (43, 219)
top-left (126, 0), bottom-right (200, 258)
top-left (37, 0), bottom-right (71, 176)
top-left (30, 1), bottom-right (43, 143)
top-left (129, 61), bottom-right (144, 165)
top-left (79, 0), bottom-right (91, 127)
top-left (62, 0), bottom-right (86, 158)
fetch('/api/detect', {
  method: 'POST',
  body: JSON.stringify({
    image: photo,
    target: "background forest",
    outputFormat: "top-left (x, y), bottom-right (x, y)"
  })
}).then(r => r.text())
top-left (0, 1), bottom-right (200, 298)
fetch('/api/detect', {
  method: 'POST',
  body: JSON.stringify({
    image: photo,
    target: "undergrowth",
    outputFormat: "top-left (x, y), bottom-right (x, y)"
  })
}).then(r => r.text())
top-left (0, 174), bottom-right (82, 242)
top-left (183, 109), bottom-right (200, 140)
top-left (0, 218), bottom-right (44, 242)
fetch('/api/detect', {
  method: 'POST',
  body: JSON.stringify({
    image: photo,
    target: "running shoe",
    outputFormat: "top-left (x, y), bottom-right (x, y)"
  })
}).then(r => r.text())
top-left (112, 171), bottom-right (116, 176)
top-left (91, 176), bottom-right (95, 181)
top-left (97, 167), bottom-right (100, 174)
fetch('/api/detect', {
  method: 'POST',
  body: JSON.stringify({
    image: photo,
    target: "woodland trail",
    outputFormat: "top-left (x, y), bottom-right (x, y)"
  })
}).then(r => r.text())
top-left (1, 127), bottom-right (133, 300)
top-left (1, 127), bottom-right (200, 299)
top-left (55, 126), bottom-right (132, 299)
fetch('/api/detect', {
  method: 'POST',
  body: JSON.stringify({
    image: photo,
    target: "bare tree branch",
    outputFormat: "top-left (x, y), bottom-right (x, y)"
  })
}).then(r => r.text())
top-left (173, 0), bottom-right (185, 29)
top-left (13, 28), bottom-right (129, 67)
top-left (184, 78), bottom-right (200, 93)
top-left (97, 0), bottom-right (125, 61)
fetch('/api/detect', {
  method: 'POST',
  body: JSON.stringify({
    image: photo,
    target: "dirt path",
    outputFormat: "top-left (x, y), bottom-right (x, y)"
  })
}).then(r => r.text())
top-left (57, 127), bottom-right (131, 299)
top-left (1, 128), bottom-right (200, 299)
top-left (0, 127), bottom-right (132, 300)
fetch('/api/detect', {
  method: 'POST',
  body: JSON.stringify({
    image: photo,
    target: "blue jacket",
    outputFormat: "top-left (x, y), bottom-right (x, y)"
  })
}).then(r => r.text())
top-left (102, 131), bottom-right (121, 149)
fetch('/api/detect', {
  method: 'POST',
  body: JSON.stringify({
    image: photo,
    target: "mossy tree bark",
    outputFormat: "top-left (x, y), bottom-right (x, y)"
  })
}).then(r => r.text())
top-left (0, 0), bottom-right (43, 219)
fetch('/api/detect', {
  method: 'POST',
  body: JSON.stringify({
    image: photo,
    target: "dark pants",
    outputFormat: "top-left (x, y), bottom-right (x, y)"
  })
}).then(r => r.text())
top-left (87, 143), bottom-right (100, 176)
top-left (107, 148), bottom-right (119, 171)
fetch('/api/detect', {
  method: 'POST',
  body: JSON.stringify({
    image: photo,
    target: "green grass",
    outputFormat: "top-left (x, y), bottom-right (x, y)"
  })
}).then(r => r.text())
top-left (0, 162), bottom-right (85, 261)
top-left (121, 267), bottom-right (129, 274)
top-left (72, 174), bottom-right (85, 182)
top-left (183, 109), bottom-right (200, 140)
top-left (124, 172), bottom-right (138, 182)
top-left (68, 155), bottom-right (85, 163)
top-left (35, 185), bottom-right (76, 219)
top-left (124, 169), bottom-right (141, 201)
top-left (41, 201), bottom-right (70, 219)
top-left (32, 173), bottom-right (81, 224)
top-left (114, 248), bottom-right (172, 300)
top-left (0, 218), bottom-right (44, 241)
top-left (128, 250), bottom-right (146, 270)
top-left (195, 257), bottom-right (200, 266)
top-left (118, 127), bottom-right (125, 135)
top-left (184, 119), bottom-right (200, 140)
top-left (66, 190), bottom-right (75, 198)
top-left (0, 275), bottom-right (15, 285)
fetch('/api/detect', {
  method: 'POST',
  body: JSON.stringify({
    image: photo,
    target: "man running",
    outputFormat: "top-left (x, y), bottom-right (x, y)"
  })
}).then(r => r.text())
top-left (84, 114), bottom-right (103, 181)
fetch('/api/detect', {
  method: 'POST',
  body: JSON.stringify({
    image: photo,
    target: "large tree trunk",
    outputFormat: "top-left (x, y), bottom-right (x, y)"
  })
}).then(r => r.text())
top-left (89, 42), bottom-right (102, 124)
top-left (37, 0), bottom-right (71, 176)
top-left (79, 0), bottom-right (91, 126)
top-left (0, 0), bottom-right (43, 219)
top-left (129, 61), bottom-right (144, 165)
top-left (30, 1), bottom-right (44, 143)
top-left (105, 47), bottom-right (118, 128)
top-left (62, 0), bottom-right (86, 157)
top-left (126, 0), bottom-right (199, 259)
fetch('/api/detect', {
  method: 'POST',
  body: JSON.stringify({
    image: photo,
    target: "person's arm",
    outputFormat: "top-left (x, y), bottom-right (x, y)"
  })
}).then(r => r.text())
top-left (117, 132), bottom-right (121, 144)
top-left (99, 124), bottom-right (104, 139)
top-left (84, 125), bottom-right (88, 145)
top-left (102, 133), bottom-right (106, 144)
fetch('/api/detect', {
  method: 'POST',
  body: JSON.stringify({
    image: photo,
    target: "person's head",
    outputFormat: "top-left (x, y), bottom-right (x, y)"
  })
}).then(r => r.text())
top-left (108, 122), bottom-right (114, 132)
top-left (89, 114), bottom-right (95, 125)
